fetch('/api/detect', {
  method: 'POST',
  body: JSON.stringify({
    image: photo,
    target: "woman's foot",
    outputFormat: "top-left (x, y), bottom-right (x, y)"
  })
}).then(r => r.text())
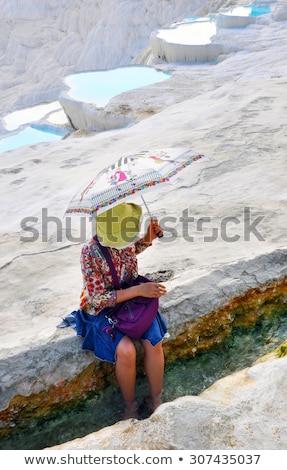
top-left (138, 394), bottom-right (162, 418)
top-left (123, 400), bottom-right (138, 420)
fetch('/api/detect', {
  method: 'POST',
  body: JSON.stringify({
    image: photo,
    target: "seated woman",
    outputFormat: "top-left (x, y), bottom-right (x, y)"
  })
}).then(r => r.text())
top-left (76, 202), bottom-right (168, 419)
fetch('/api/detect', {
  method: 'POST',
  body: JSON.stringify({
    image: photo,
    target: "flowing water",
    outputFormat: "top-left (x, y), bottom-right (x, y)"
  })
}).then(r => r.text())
top-left (1, 308), bottom-right (287, 450)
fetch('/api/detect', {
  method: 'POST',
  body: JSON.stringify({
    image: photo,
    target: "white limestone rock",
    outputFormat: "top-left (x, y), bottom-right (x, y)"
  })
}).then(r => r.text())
top-left (49, 353), bottom-right (287, 449)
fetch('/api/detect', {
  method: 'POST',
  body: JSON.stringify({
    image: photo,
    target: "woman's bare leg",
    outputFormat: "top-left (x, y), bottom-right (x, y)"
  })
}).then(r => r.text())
top-left (115, 336), bottom-right (138, 417)
top-left (141, 340), bottom-right (164, 410)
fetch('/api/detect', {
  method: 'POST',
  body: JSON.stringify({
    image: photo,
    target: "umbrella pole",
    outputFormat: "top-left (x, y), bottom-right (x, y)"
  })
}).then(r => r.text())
top-left (141, 195), bottom-right (153, 218)
top-left (141, 195), bottom-right (163, 238)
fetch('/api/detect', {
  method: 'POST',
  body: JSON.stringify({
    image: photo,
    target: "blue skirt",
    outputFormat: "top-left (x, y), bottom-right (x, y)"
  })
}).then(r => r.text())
top-left (74, 308), bottom-right (168, 364)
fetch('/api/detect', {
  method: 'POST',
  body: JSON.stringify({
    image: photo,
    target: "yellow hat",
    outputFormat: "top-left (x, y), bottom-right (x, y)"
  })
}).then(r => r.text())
top-left (96, 203), bottom-right (142, 248)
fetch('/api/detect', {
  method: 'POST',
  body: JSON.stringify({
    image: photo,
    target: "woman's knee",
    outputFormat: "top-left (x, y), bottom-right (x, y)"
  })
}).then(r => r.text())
top-left (142, 340), bottom-right (163, 356)
top-left (116, 337), bottom-right (136, 363)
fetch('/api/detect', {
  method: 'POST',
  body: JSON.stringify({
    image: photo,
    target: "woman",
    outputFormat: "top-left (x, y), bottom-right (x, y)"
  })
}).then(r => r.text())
top-left (76, 202), bottom-right (168, 419)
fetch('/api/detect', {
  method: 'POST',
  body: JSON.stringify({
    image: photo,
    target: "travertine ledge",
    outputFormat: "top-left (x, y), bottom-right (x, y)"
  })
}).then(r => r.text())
top-left (1, 249), bottom-right (287, 440)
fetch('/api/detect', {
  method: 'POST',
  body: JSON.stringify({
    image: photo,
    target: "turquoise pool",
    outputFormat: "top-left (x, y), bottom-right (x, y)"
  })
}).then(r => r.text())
top-left (224, 5), bottom-right (271, 17)
top-left (0, 125), bottom-right (68, 153)
top-left (0, 66), bottom-right (171, 152)
top-left (64, 66), bottom-right (171, 107)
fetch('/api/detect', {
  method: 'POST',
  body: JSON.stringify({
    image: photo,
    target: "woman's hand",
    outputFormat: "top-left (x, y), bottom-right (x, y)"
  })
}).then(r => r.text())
top-left (143, 219), bottom-right (163, 245)
top-left (116, 282), bottom-right (167, 304)
top-left (137, 282), bottom-right (167, 298)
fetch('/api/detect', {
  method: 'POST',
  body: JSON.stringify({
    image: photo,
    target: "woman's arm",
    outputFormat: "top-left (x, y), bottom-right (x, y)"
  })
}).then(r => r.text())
top-left (135, 219), bottom-right (163, 254)
top-left (116, 220), bottom-right (166, 303)
top-left (116, 282), bottom-right (167, 303)
top-left (120, 218), bottom-right (166, 302)
top-left (80, 244), bottom-right (117, 312)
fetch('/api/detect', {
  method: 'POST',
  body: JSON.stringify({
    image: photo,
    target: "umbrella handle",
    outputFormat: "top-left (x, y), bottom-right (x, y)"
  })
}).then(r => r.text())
top-left (151, 216), bottom-right (164, 238)
top-left (141, 195), bottom-right (163, 238)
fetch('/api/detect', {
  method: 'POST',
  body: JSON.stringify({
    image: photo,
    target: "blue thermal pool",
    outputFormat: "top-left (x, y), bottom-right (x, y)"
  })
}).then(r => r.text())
top-left (0, 125), bottom-right (69, 153)
top-left (0, 67), bottom-right (171, 152)
top-left (0, 102), bottom-right (69, 153)
top-left (223, 5), bottom-right (271, 17)
top-left (64, 66), bottom-right (172, 107)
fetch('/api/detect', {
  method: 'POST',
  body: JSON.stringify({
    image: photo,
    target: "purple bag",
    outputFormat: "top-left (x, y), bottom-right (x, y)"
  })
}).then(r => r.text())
top-left (95, 240), bottom-right (159, 340)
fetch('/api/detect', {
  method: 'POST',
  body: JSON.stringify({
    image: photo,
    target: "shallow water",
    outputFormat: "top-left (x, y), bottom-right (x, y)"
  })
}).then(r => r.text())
top-left (0, 67), bottom-right (171, 153)
top-left (1, 308), bottom-right (286, 450)
top-left (224, 6), bottom-right (271, 17)
top-left (64, 66), bottom-right (171, 107)
top-left (0, 125), bottom-right (68, 153)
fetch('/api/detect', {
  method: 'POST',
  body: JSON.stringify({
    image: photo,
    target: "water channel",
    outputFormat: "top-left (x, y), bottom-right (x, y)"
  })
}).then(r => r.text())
top-left (0, 306), bottom-right (286, 450)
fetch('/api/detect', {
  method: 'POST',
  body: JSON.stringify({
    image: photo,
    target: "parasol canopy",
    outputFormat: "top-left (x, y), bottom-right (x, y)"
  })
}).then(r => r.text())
top-left (65, 147), bottom-right (207, 217)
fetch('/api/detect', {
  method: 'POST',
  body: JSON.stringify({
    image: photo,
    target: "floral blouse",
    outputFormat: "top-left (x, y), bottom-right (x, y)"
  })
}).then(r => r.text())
top-left (79, 236), bottom-right (149, 315)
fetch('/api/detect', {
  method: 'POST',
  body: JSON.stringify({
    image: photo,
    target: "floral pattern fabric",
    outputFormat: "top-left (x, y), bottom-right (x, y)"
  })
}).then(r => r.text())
top-left (79, 237), bottom-right (149, 315)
